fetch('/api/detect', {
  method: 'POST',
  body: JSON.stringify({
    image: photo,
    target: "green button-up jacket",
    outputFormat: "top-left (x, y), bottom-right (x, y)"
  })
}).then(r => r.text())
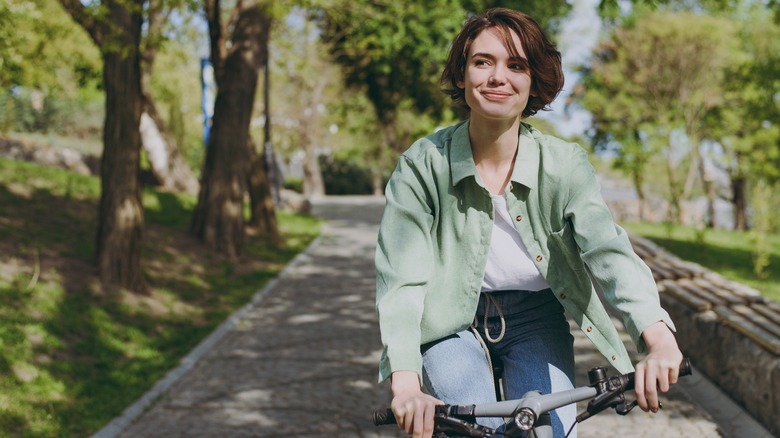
top-left (375, 120), bottom-right (675, 383)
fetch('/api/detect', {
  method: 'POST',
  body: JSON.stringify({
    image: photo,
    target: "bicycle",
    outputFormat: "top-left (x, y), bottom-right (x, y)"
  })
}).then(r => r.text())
top-left (373, 357), bottom-right (693, 438)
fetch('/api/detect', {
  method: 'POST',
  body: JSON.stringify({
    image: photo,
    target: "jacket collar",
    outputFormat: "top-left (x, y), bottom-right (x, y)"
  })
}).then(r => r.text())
top-left (450, 120), bottom-right (540, 191)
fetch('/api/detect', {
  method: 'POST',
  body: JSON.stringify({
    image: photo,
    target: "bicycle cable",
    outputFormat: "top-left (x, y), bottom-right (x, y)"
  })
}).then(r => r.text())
top-left (564, 420), bottom-right (576, 437)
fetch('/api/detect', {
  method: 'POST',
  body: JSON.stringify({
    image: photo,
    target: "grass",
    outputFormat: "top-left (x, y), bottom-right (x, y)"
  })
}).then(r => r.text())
top-left (623, 221), bottom-right (780, 303)
top-left (0, 157), bottom-right (321, 437)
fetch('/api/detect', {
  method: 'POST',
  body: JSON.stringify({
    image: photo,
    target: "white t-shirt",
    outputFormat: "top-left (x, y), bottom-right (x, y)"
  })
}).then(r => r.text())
top-left (481, 193), bottom-right (550, 292)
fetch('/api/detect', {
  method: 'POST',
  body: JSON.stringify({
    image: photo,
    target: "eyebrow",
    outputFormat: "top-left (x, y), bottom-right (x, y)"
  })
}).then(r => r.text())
top-left (471, 52), bottom-right (528, 62)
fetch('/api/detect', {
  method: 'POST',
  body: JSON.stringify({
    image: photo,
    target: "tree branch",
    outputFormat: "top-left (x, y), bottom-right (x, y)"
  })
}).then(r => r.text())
top-left (58, 0), bottom-right (104, 46)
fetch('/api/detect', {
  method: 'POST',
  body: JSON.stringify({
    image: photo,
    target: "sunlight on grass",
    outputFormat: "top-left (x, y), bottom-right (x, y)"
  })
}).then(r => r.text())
top-left (623, 222), bottom-right (780, 302)
top-left (0, 157), bottom-right (323, 437)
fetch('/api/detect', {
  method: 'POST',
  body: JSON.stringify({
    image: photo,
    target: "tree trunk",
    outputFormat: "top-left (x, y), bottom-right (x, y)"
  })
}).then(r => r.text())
top-left (299, 65), bottom-right (329, 197)
top-left (693, 140), bottom-right (717, 228)
top-left (139, 101), bottom-right (199, 195)
top-left (247, 139), bottom-right (279, 240)
top-left (732, 175), bottom-right (748, 231)
top-left (95, 0), bottom-right (146, 291)
top-left (665, 153), bottom-right (683, 224)
top-left (192, 0), bottom-right (270, 258)
top-left (136, 0), bottom-right (199, 195)
top-left (632, 167), bottom-right (646, 222)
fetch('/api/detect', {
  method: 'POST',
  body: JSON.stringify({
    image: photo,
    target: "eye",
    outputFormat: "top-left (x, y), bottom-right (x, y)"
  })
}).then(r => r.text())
top-left (509, 58), bottom-right (530, 72)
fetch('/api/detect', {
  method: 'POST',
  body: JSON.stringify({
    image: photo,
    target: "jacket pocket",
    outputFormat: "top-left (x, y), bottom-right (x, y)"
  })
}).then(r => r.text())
top-left (547, 221), bottom-right (587, 274)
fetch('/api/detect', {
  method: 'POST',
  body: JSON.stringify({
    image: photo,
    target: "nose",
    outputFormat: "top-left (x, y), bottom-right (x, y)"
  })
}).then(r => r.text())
top-left (489, 65), bottom-right (508, 85)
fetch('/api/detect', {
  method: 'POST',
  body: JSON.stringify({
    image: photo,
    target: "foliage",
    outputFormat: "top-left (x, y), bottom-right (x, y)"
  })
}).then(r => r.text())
top-left (0, 0), bottom-right (103, 140)
top-left (0, 156), bottom-right (320, 436)
top-left (0, 0), bottom-right (101, 92)
top-left (749, 180), bottom-right (778, 279)
top-left (709, 8), bottom-right (780, 184)
top-left (316, 0), bottom-right (465, 128)
top-left (579, 10), bottom-right (739, 223)
top-left (318, 154), bottom-right (374, 195)
top-left (462, 0), bottom-right (572, 33)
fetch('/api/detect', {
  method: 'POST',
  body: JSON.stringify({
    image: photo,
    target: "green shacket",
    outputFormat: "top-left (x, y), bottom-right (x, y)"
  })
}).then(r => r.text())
top-left (375, 120), bottom-right (675, 383)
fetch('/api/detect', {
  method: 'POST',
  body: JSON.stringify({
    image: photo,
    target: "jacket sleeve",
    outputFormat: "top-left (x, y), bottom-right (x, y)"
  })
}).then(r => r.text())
top-left (375, 154), bottom-right (435, 383)
top-left (563, 146), bottom-right (675, 353)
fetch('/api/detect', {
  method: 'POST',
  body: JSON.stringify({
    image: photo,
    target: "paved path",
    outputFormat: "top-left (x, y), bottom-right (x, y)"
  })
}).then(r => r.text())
top-left (105, 196), bottom-right (765, 437)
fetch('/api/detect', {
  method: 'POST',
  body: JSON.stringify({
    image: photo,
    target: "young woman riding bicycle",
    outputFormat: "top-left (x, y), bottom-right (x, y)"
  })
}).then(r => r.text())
top-left (375, 7), bottom-right (683, 438)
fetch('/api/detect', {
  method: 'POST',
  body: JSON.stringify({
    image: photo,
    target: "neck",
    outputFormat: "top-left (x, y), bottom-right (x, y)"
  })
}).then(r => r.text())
top-left (468, 116), bottom-right (521, 165)
top-left (468, 116), bottom-right (521, 195)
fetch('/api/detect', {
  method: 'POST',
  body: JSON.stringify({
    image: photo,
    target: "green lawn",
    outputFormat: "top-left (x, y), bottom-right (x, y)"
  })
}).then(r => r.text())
top-left (623, 222), bottom-right (780, 303)
top-left (0, 157), bottom-right (321, 437)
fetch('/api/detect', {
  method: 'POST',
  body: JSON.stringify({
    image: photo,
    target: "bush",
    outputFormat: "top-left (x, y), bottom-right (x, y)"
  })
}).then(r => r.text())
top-left (283, 177), bottom-right (303, 194)
top-left (319, 155), bottom-right (373, 195)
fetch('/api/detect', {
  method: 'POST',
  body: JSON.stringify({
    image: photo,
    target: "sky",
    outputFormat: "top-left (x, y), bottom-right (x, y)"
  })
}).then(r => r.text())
top-left (537, 0), bottom-right (603, 139)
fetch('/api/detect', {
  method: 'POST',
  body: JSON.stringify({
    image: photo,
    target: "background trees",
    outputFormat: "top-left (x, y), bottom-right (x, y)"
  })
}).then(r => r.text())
top-left (2, 0), bottom-right (778, 284)
top-left (580, 11), bottom-right (738, 226)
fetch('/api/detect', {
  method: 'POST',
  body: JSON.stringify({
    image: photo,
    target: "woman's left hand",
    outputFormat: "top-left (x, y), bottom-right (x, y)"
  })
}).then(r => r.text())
top-left (634, 321), bottom-right (683, 413)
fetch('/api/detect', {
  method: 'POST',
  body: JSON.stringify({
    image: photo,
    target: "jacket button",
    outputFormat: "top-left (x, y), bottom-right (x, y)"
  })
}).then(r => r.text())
top-left (536, 255), bottom-right (543, 262)
top-left (559, 293), bottom-right (567, 300)
top-left (516, 215), bottom-right (523, 221)
top-left (611, 355), bottom-right (617, 361)
top-left (586, 326), bottom-right (592, 332)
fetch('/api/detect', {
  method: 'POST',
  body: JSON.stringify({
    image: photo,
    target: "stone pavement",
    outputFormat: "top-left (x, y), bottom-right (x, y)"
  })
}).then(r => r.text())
top-left (100, 196), bottom-right (769, 438)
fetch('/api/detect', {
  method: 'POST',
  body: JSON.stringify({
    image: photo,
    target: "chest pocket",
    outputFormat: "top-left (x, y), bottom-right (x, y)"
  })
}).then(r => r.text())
top-left (546, 221), bottom-right (590, 289)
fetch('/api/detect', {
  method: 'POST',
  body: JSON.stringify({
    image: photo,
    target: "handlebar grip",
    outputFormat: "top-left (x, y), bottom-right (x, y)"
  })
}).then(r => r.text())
top-left (372, 408), bottom-right (396, 426)
top-left (626, 357), bottom-right (693, 391)
top-left (679, 357), bottom-right (692, 377)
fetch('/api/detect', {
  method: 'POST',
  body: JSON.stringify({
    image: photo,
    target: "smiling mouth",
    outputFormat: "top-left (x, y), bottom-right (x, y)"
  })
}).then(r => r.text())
top-left (481, 91), bottom-right (512, 100)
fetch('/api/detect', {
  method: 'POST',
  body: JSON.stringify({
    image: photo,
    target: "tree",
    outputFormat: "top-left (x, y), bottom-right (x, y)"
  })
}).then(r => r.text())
top-left (191, 0), bottom-right (278, 257)
top-left (59, 0), bottom-right (147, 291)
top-left (139, 0), bottom-right (199, 195)
top-left (580, 11), bottom-right (737, 227)
top-left (316, 0), bottom-right (466, 192)
top-left (272, 12), bottom-right (334, 197)
top-left (708, 9), bottom-right (780, 230)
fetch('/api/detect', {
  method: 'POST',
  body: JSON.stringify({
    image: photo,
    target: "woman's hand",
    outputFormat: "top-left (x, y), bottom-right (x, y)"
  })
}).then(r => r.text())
top-left (634, 321), bottom-right (684, 413)
top-left (390, 371), bottom-right (443, 438)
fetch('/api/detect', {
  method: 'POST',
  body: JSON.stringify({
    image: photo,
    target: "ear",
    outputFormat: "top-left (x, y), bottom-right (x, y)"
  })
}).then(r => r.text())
top-left (457, 80), bottom-right (465, 89)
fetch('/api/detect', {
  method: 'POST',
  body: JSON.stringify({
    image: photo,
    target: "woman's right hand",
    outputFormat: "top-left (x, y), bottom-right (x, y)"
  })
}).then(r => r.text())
top-left (390, 371), bottom-right (443, 438)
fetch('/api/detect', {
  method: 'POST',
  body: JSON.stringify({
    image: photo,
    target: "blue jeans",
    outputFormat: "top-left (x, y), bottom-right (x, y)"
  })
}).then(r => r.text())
top-left (421, 290), bottom-right (576, 437)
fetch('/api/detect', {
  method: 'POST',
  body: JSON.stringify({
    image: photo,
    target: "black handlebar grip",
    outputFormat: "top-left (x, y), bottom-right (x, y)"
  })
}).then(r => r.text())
top-left (372, 408), bottom-right (397, 426)
top-left (679, 357), bottom-right (693, 377)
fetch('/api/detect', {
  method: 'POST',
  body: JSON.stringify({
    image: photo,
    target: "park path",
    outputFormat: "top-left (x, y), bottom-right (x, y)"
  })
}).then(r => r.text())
top-left (104, 196), bottom-right (759, 437)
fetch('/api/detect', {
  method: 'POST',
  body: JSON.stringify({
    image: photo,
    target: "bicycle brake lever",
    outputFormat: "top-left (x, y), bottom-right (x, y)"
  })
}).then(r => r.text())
top-left (434, 414), bottom-right (493, 438)
top-left (615, 399), bottom-right (637, 415)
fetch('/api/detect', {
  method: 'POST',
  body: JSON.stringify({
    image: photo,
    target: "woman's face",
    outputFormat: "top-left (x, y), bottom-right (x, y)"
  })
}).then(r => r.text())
top-left (459, 27), bottom-right (533, 123)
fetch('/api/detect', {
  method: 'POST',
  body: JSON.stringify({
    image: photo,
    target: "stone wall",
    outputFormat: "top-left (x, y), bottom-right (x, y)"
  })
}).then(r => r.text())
top-left (630, 235), bottom-right (780, 436)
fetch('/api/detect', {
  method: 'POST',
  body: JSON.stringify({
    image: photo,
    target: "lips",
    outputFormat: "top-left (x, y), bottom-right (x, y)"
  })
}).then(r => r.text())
top-left (480, 90), bottom-right (512, 100)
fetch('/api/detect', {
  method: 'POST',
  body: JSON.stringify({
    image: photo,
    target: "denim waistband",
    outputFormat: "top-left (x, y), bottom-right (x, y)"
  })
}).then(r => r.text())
top-left (476, 289), bottom-right (556, 317)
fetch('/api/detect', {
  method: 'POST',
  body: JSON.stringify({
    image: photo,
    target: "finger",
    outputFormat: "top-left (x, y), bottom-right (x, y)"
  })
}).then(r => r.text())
top-left (390, 404), bottom-right (409, 434)
top-left (412, 403), bottom-right (427, 438)
top-left (669, 358), bottom-right (681, 385)
top-left (644, 365), bottom-right (660, 412)
top-left (422, 402), bottom-right (436, 438)
top-left (634, 363), bottom-right (649, 411)
top-left (657, 364), bottom-right (671, 393)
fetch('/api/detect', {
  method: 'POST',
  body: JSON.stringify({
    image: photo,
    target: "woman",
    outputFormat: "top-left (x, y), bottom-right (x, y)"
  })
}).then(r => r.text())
top-left (375, 8), bottom-right (683, 438)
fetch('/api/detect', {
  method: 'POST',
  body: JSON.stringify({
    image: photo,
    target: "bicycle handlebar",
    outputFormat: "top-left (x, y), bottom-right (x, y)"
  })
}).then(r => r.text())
top-left (373, 357), bottom-right (693, 430)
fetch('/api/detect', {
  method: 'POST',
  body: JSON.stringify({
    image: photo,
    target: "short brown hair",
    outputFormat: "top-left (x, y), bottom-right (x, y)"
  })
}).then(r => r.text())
top-left (441, 8), bottom-right (564, 118)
